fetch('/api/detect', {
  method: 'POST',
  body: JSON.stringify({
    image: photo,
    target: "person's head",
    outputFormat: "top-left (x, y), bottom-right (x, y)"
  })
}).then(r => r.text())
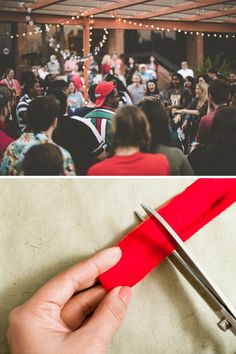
top-left (212, 106), bottom-right (236, 139)
top-left (208, 79), bottom-right (230, 106)
top-left (197, 74), bottom-right (209, 86)
top-left (111, 53), bottom-right (118, 61)
top-left (0, 86), bottom-right (11, 121)
top-left (50, 55), bottom-right (57, 63)
top-left (150, 56), bottom-right (156, 63)
top-left (208, 67), bottom-right (218, 80)
top-left (32, 66), bottom-right (39, 78)
top-left (181, 61), bottom-right (188, 70)
top-left (146, 80), bottom-right (158, 95)
top-left (229, 73), bottom-right (236, 83)
top-left (132, 73), bottom-right (142, 85)
top-left (195, 83), bottom-right (208, 101)
top-left (23, 143), bottom-right (64, 176)
top-left (68, 81), bottom-right (77, 94)
top-left (95, 81), bottom-right (120, 109)
top-left (27, 95), bottom-right (60, 133)
top-left (41, 62), bottom-right (48, 71)
top-left (184, 76), bottom-right (196, 90)
top-left (25, 78), bottom-right (42, 98)
top-left (128, 57), bottom-right (135, 65)
top-left (49, 79), bottom-right (69, 96)
top-left (3, 68), bottom-right (14, 80)
top-left (205, 106), bottom-right (236, 174)
top-left (111, 105), bottom-right (151, 152)
top-left (47, 89), bottom-right (67, 117)
top-left (140, 64), bottom-right (147, 73)
top-left (138, 96), bottom-right (171, 148)
top-left (44, 74), bottom-right (55, 90)
top-left (171, 73), bottom-right (184, 88)
top-left (210, 107), bottom-right (236, 161)
top-left (74, 62), bottom-right (83, 74)
top-left (102, 54), bottom-right (111, 65)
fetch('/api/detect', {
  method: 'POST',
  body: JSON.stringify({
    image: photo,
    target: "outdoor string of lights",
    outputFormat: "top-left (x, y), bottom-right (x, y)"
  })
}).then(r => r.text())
top-left (23, 7), bottom-right (109, 62)
top-left (116, 17), bottom-right (236, 39)
top-left (1, 9), bottom-right (235, 42)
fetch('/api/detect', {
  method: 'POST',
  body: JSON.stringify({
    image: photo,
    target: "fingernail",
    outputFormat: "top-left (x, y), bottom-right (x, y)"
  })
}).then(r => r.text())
top-left (119, 286), bottom-right (132, 306)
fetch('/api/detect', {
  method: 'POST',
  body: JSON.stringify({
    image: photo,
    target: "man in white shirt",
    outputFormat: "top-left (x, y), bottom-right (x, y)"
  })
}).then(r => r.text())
top-left (177, 61), bottom-right (194, 79)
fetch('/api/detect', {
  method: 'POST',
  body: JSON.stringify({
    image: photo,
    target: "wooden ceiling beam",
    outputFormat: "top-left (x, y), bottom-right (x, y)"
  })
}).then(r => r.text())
top-left (0, 12), bottom-right (236, 32)
top-left (0, 12), bottom-right (76, 24)
top-left (84, 0), bottom-right (152, 17)
top-left (16, 0), bottom-right (66, 12)
top-left (183, 7), bottom-right (236, 21)
top-left (132, 0), bottom-right (231, 20)
top-left (224, 18), bottom-right (236, 24)
top-left (93, 18), bottom-right (236, 32)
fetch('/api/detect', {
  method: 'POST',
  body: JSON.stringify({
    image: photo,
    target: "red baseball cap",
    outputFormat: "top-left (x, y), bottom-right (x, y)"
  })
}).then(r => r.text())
top-left (95, 81), bottom-right (115, 107)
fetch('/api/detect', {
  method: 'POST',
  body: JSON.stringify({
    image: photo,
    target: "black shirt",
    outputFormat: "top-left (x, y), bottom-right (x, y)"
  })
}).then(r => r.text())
top-left (53, 115), bottom-right (106, 175)
top-left (73, 106), bottom-right (95, 117)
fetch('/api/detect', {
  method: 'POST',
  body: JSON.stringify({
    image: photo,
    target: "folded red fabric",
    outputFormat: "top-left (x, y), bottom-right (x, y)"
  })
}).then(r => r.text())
top-left (99, 179), bottom-right (236, 290)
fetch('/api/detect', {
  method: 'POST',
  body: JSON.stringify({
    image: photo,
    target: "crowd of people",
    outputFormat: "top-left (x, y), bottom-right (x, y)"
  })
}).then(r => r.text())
top-left (0, 53), bottom-right (236, 176)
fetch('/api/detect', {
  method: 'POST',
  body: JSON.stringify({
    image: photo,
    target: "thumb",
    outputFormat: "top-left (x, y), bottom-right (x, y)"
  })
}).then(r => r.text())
top-left (83, 286), bottom-right (132, 348)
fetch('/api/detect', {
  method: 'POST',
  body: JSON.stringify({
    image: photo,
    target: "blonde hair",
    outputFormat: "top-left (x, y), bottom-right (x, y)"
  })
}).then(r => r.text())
top-left (196, 83), bottom-right (209, 109)
top-left (102, 54), bottom-right (111, 65)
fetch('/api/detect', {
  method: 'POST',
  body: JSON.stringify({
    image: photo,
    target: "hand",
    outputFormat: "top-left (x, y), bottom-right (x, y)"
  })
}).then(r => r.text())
top-left (173, 113), bottom-right (182, 124)
top-left (8, 247), bottom-right (132, 354)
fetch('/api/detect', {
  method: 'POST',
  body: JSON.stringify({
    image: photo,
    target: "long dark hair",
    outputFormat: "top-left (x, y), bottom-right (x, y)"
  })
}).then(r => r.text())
top-left (204, 106), bottom-right (236, 175)
top-left (184, 76), bottom-right (196, 95)
top-left (145, 80), bottom-right (159, 96)
top-left (138, 97), bottom-right (172, 150)
top-left (2, 68), bottom-right (13, 79)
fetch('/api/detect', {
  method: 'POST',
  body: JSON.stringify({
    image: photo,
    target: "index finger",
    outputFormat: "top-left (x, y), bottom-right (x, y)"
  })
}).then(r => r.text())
top-left (29, 247), bottom-right (121, 307)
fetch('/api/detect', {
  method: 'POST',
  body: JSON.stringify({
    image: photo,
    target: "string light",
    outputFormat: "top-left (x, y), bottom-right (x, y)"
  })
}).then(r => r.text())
top-left (20, 8), bottom-right (110, 62)
top-left (4, 9), bottom-right (234, 48)
top-left (112, 15), bottom-right (235, 40)
top-left (0, 29), bottom-right (41, 39)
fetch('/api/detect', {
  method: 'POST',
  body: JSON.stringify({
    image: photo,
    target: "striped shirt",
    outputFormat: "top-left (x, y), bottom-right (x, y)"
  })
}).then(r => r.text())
top-left (84, 106), bottom-right (115, 149)
top-left (16, 94), bottom-right (32, 132)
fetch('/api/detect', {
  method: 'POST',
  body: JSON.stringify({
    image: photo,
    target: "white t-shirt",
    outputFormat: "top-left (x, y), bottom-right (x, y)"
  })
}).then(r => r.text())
top-left (177, 68), bottom-right (194, 79)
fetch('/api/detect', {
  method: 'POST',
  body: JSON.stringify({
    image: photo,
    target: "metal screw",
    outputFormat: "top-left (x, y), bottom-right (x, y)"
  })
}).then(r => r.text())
top-left (217, 318), bottom-right (231, 332)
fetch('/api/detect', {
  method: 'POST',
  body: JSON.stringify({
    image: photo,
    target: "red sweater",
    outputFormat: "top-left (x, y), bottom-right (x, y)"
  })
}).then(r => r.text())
top-left (87, 152), bottom-right (170, 176)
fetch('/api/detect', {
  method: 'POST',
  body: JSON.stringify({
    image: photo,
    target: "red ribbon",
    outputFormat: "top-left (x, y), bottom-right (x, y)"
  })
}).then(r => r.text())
top-left (99, 179), bottom-right (236, 290)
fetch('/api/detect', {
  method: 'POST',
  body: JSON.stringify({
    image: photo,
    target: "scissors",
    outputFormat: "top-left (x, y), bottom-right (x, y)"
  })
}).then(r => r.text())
top-left (134, 203), bottom-right (236, 336)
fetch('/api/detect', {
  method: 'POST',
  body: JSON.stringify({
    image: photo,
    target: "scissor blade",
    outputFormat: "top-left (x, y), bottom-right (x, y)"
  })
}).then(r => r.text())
top-left (134, 210), bottom-right (145, 222)
top-left (140, 203), bottom-right (236, 321)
